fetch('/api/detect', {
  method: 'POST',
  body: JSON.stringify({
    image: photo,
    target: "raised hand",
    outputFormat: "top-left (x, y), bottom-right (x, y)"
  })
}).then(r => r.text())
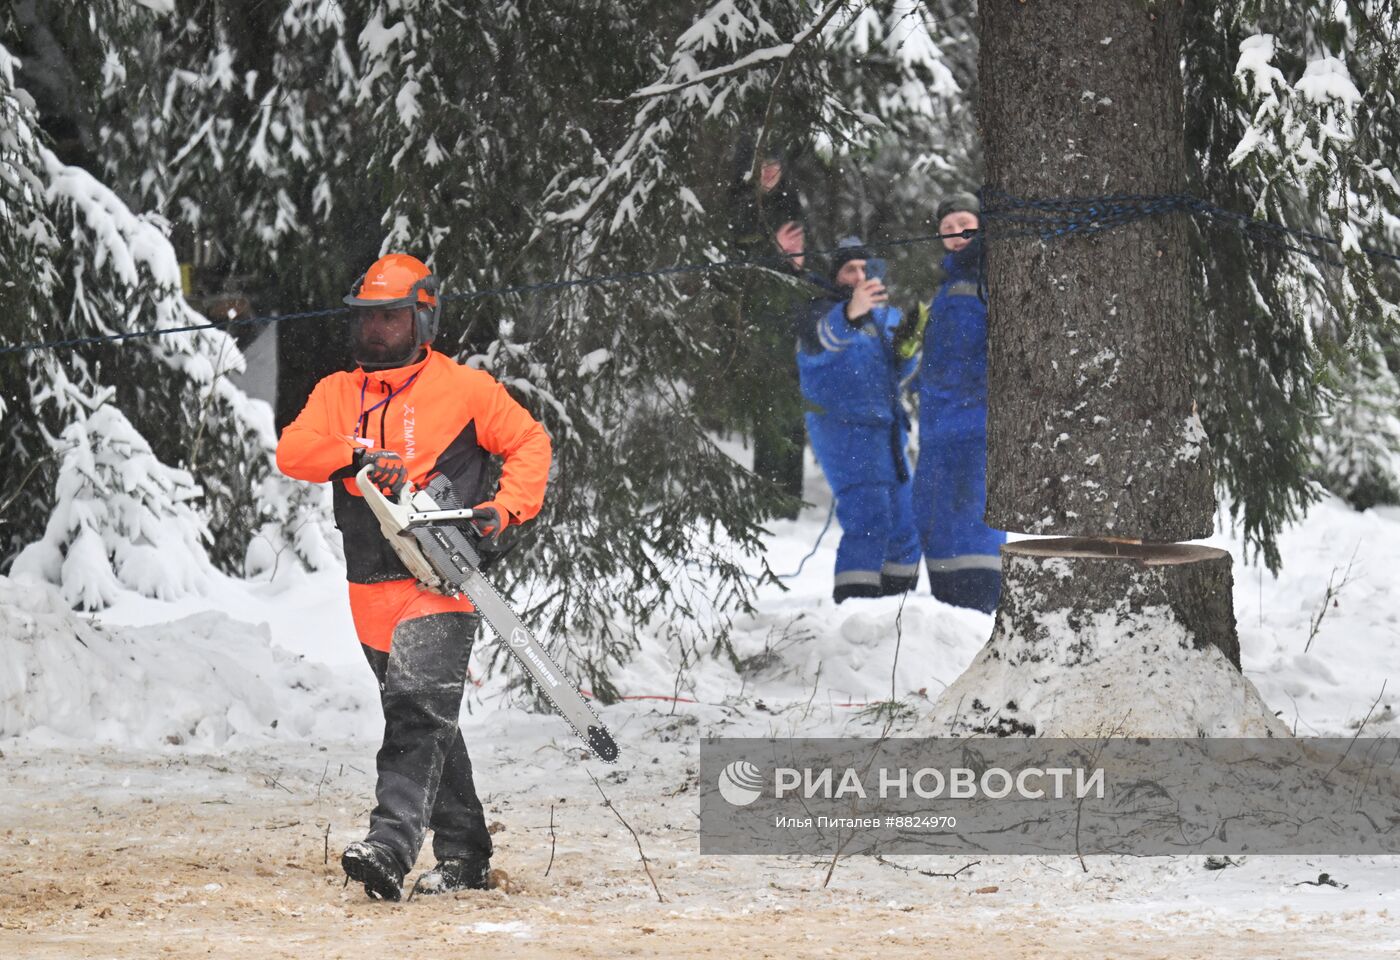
top-left (846, 278), bottom-right (889, 322)
top-left (776, 220), bottom-right (806, 271)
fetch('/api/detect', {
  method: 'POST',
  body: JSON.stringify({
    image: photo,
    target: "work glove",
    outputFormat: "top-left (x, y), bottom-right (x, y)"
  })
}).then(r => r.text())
top-left (469, 501), bottom-right (513, 545)
top-left (893, 301), bottom-right (931, 360)
top-left (356, 448), bottom-right (407, 497)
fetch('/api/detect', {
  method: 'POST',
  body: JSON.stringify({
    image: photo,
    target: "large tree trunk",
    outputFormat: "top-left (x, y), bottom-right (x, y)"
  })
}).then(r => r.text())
top-left (928, 1), bottom-right (1280, 737)
top-left (980, 0), bottom-right (1213, 540)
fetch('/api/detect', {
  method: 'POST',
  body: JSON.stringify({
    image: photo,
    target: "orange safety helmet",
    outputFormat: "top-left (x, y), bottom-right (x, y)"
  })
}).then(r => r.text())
top-left (344, 253), bottom-right (442, 356)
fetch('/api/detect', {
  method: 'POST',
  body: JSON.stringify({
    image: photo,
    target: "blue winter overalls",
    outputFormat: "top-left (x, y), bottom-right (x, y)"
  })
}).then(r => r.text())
top-left (912, 247), bottom-right (1007, 612)
top-left (796, 297), bottom-right (921, 602)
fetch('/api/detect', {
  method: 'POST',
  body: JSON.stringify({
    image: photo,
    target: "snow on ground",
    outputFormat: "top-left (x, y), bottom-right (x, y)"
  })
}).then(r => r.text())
top-left (1224, 498), bottom-right (1400, 737)
top-left (0, 577), bottom-right (377, 749)
top-left (4, 453), bottom-right (1400, 956)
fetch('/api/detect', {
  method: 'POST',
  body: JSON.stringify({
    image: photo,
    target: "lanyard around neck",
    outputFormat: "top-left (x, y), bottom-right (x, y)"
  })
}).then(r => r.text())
top-left (356, 370), bottom-right (420, 439)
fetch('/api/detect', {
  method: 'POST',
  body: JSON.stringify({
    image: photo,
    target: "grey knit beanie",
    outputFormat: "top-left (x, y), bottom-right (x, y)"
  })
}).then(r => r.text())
top-left (828, 236), bottom-right (872, 282)
top-left (935, 191), bottom-right (980, 223)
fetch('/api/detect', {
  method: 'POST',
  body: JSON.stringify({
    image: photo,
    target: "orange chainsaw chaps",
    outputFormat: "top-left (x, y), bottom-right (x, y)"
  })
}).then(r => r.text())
top-left (348, 579), bottom-right (477, 653)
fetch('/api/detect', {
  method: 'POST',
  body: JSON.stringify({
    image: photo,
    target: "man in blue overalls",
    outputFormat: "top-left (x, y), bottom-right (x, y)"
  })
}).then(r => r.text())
top-left (911, 193), bottom-right (1007, 612)
top-left (796, 238), bottom-right (921, 603)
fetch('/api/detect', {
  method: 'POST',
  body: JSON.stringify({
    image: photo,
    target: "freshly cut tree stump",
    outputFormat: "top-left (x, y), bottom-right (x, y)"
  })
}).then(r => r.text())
top-left (924, 540), bottom-right (1289, 739)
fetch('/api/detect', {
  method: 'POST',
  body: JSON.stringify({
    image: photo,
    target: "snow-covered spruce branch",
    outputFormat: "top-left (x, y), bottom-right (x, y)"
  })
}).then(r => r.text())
top-left (627, 0), bottom-right (849, 101)
top-left (630, 44), bottom-right (793, 101)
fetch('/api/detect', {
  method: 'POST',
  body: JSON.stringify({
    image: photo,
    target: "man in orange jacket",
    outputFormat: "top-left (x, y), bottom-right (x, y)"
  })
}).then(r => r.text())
top-left (277, 253), bottom-right (551, 901)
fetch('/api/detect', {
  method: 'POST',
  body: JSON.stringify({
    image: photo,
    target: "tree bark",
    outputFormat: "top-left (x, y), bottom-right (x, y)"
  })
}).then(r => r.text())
top-left (980, 0), bottom-right (1214, 540)
top-left (924, 540), bottom-right (1288, 739)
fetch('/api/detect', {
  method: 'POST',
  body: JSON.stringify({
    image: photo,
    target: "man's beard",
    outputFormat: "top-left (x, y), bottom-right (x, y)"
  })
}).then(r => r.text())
top-left (353, 333), bottom-right (420, 369)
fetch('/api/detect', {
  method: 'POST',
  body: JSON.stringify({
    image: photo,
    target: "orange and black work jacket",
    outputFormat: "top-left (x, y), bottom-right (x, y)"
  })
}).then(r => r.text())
top-left (276, 348), bottom-right (552, 584)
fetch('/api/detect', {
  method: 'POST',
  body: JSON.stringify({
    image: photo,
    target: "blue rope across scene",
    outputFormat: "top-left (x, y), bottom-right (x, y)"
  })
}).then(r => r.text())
top-left (2, 191), bottom-right (1395, 358)
top-left (981, 189), bottom-right (1400, 265)
top-left (0, 230), bottom-right (973, 358)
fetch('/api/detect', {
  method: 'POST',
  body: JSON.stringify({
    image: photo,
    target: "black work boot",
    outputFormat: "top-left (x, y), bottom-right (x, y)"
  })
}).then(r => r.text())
top-left (880, 571), bottom-right (919, 596)
top-left (927, 567), bottom-right (1002, 614)
top-left (342, 840), bottom-right (406, 902)
top-left (833, 582), bottom-right (882, 604)
top-left (410, 856), bottom-right (492, 898)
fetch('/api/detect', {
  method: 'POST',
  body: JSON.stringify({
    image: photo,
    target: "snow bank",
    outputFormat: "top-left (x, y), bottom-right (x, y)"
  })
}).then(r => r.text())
top-left (717, 595), bottom-right (990, 708)
top-left (0, 575), bottom-right (375, 749)
top-left (1227, 498), bottom-right (1400, 737)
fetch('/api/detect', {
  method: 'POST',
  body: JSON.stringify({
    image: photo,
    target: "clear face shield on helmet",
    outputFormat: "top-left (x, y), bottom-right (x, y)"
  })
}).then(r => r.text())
top-left (344, 264), bottom-right (442, 371)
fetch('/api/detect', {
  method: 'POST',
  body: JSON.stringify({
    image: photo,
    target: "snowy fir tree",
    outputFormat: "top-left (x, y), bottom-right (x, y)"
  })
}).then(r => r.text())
top-left (0, 30), bottom-right (218, 606)
top-left (0, 9), bottom-right (337, 608)
top-left (1312, 332), bottom-right (1400, 510)
top-left (1186, 0), bottom-right (1400, 569)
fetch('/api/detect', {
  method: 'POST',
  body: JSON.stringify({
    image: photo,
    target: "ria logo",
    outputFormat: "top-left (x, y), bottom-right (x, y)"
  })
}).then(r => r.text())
top-left (717, 760), bottom-right (764, 806)
top-left (509, 627), bottom-right (530, 649)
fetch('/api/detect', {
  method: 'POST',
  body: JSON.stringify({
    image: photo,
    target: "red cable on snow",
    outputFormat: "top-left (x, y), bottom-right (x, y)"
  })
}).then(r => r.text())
top-left (576, 688), bottom-right (872, 708)
top-left (578, 689), bottom-right (700, 703)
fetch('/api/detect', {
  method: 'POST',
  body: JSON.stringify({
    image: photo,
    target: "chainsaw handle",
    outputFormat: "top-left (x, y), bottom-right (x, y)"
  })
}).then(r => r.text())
top-left (406, 507), bottom-right (477, 526)
top-left (354, 463), bottom-right (479, 527)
